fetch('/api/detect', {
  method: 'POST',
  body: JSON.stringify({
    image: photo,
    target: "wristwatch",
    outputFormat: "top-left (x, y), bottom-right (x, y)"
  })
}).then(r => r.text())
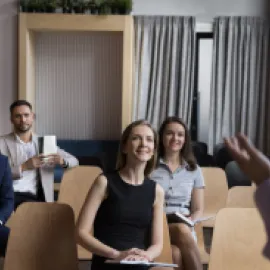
top-left (62, 159), bottom-right (69, 169)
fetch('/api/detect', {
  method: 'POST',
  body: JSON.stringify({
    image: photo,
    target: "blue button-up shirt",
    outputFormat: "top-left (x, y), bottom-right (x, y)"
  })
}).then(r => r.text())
top-left (151, 159), bottom-right (205, 216)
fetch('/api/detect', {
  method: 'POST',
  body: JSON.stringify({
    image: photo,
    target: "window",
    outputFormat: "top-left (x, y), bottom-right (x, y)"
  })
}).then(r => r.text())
top-left (191, 32), bottom-right (213, 144)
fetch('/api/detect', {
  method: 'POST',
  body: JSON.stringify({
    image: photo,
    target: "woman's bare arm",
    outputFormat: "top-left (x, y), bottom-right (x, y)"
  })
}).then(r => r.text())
top-left (190, 188), bottom-right (204, 221)
top-left (145, 184), bottom-right (165, 261)
top-left (76, 175), bottom-right (120, 259)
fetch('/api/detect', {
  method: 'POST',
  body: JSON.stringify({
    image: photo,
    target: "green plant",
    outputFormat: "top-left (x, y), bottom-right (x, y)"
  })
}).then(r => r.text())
top-left (58, 0), bottom-right (73, 13)
top-left (94, 0), bottom-right (111, 14)
top-left (44, 0), bottom-right (57, 12)
top-left (20, 0), bottom-right (29, 12)
top-left (27, 0), bottom-right (41, 12)
top-left (107, 0), bottom-right (118, 14)
top-left (115, 0), bottom-right (132, 14)
top-left (87, 0), bottom-right (98, 14)
top-left (73, 0), bottom-right (87, 13)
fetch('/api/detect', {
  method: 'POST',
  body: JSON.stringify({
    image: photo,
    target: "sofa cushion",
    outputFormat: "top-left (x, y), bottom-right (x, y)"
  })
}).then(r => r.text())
top-left (54, 140), bottom-right (120, 184)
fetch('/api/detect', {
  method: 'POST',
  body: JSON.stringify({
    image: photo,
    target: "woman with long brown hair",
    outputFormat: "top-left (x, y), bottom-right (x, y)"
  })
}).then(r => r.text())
top-left (76, 120), bottom-right (165, 270)
top-left (151, 116), bottom-right (204, 270)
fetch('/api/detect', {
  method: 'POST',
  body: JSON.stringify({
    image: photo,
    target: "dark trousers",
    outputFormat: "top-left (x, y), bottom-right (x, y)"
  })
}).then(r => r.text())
top-left (14, 192), bottom-right (45, 210)
top-left (0, 226), bottom-right (9, 257)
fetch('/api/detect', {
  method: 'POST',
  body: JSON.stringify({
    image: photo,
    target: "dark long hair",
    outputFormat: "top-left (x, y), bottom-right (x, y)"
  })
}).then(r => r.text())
top-left (116, 120), bottom-right (158, 176)
top-left (158, 116), bottom-right (197, 171)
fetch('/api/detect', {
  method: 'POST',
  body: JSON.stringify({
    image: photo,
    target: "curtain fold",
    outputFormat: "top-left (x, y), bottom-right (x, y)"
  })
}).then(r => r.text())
top-left (209, 17), bottom-right (270, 154)
top-left (133, 16), bottom-right (196, 129)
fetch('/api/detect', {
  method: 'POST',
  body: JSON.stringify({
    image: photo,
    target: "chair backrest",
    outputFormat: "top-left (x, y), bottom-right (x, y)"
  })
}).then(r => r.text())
top-left (58, 166), bottom-right (102, 221)
top-left (57, 166), bottom-right (102, 260)
top-left (208, 208), bottom-right (269, 270)
top-left (226, 186), bottom-right (256, 208)
top-left (4, 203), bottom-right (78, 270)
top-left (155, 213), bottom-right (173, 263)
top-left (201, 167), bottom-right (228, 227)
top-left (225, 161), bottom-right (251, 188)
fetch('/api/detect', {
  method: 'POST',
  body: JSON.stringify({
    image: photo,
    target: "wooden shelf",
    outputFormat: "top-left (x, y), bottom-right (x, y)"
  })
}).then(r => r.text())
top-left (19, 13), bottom-right (134, 130)
top-left (20, 13), bottom-right (132, 32)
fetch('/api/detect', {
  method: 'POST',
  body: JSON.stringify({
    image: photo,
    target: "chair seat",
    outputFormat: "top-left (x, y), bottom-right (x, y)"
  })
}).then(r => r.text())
top-left (77, 245), bottom-right (93, 260)
top-left (208, 208), bottom-right (269, 270)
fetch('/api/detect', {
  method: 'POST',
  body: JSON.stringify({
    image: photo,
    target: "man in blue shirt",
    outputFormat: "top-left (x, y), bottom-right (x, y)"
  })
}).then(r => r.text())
top-left (0, 153), bottom-right (14, 256)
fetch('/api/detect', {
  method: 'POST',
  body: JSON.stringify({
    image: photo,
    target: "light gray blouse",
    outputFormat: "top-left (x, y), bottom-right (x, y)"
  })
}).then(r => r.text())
top-left (151, 159), bottom-right (205, 216)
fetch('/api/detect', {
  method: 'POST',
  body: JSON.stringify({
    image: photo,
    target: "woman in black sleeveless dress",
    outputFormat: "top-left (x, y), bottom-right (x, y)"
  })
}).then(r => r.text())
top-left (76, 120), bottom-right (165, 270)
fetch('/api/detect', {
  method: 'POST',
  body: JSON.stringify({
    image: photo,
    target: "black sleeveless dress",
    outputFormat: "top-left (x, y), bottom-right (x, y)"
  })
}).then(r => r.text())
top-left (91, 171), bottom-right (156, 270)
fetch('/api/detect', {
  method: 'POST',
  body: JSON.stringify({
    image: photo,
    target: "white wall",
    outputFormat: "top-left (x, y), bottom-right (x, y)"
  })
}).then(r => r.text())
top-left (0, 0), bottom-right (18, 135)
top-left (133, 0), bottom-right (270, 22)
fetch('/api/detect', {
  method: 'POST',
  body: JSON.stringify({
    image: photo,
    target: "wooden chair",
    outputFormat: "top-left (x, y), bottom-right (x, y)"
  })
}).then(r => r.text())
top-left (4, 202), bottom-right (78, 270)
top-left (201, 167), bottom-right (228, 227)
top-left (57, 165), bottom-right (102, 260)
top-left (194, 223), bottom-right (209, 264)
top-left (155, 213), bottom-right (173, 264)
top-left (208, 208), bottom-right (269, 270)
top-left (226, 186), bottom-right (256, 208)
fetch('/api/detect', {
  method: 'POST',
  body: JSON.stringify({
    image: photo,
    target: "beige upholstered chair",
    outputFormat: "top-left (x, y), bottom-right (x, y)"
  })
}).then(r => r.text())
top-left (57, 165), bottom-right (102, 260)
top-left (226, 186), bottom-right (256, 208)
top-left (155, 213), bottom-right (173, 264)
top-left (208, 208), bottom-right (269, 270)
top-left (4, 202), bottom-right (78, 270)
top-left (201, 167), bottom-right (228, 227)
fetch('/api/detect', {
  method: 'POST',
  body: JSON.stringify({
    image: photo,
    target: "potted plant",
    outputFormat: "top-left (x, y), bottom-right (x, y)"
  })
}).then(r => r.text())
top-left (27, 0), bottom-right (41, 12)
top-left (115, 0), bottom-right (132, 14)
top-left (87, 0), bottom-right (98, 14)
top-left (58, 0), bottom-right (73, 13)
top-left (109, 0), bottom-right (118, 14)
top-left (73, 0), bottom-right (87, 13)
top-left (20, 0), bottom-right (29, 12)
top-left (44, 0), bottom-right (57, 13)
top-left (95, 0), bottom-right (111, 14)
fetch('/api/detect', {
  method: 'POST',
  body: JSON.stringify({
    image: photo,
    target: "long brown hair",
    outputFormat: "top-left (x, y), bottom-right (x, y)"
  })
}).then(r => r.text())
top-left (116, 120), bottom-right (158, 176)
top-left (158, 116), bottom-right (197, 171)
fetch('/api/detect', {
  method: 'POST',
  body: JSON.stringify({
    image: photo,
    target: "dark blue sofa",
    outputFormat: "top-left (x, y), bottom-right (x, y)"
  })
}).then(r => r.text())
top-left (55, 140), bottom-right (120, 183)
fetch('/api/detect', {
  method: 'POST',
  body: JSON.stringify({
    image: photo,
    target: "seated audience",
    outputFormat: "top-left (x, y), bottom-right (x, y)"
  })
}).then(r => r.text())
top-left (0, 154), bottom-right (14, 256)
top-left (76, 120), bottom-right (165, 270)
top-left (224, 133), bottom-right (270, 260)
top-left (0, 100), bottom-right (78, 209)
top-left (151, 116), bottom-right (204, 270)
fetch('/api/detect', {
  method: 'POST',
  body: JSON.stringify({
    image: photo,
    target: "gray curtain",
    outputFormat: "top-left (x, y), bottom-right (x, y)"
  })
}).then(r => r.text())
top-left (209, 17), bottom-right (270, 154)
top-left (133, 16), bottom-right (196, 129)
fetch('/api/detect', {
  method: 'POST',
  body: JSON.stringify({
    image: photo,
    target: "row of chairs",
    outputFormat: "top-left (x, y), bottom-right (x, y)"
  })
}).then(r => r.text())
top-left (55, 166), bottom-right (231, 262)
top-left (3, 166), bottom-right (266, 270)
top-left (4, 204), bottom-right (267, 270)
top-left (198, 183), bottom-right (257, 265)
top-left (54, 166), bottom-right (229, 260)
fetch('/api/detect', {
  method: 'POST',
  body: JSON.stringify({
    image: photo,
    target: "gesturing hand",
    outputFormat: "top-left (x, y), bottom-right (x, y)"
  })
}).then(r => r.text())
top-left (224, 133), bottom-right (270, 186)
